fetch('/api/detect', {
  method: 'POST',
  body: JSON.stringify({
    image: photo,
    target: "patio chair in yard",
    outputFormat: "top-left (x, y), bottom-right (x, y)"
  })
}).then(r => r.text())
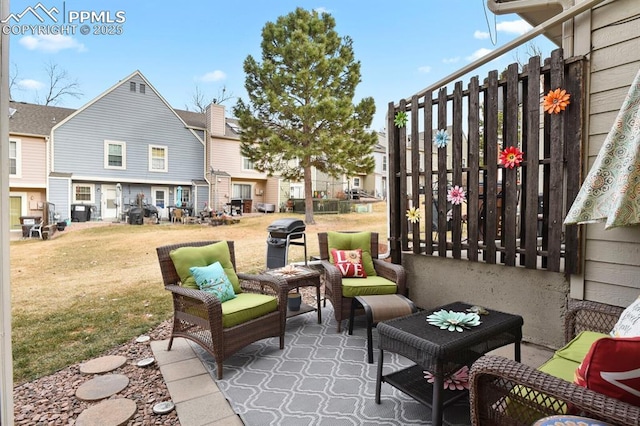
top-left (469, 298), bottom-right (640, 426)
top-left (156, 240), bottom-right (288, 379)
top-left (318, 231), bottom-right (407, 332)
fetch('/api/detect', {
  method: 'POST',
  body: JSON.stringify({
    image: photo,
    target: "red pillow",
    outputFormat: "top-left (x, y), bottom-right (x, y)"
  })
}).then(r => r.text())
top-left (331, 249), bottom-right (367, 278)
top-left (574, 336), bottom-right (640, 406)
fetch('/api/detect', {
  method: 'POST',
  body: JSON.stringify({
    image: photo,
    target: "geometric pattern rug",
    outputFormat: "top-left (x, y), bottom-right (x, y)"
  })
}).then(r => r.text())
top-left (195, 305), bottom-right (471, 426)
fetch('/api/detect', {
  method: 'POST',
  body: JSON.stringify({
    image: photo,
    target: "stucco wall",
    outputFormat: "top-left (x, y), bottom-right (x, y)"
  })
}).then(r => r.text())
top-left (402, 253), bottom-right (569, 349)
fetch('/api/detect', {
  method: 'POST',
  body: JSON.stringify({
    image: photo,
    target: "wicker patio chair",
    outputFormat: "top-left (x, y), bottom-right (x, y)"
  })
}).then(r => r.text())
top-left (156, 240), bottom-right (288, 379)
top-left (469, 299), bottom-right (640, 426)
top-left (318, 231), bottom-right (407, 332)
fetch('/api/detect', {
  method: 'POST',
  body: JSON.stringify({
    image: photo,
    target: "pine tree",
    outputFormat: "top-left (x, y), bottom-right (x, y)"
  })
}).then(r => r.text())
top-left (233, 7), bottom-right (377, 224)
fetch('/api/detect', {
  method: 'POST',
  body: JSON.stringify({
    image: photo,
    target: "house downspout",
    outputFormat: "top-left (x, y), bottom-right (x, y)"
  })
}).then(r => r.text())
top-left (405, 0), bottom-right (606, 103)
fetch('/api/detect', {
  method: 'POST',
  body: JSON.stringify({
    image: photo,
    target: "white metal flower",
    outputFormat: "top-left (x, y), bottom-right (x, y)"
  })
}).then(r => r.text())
top-left (426, 310), bottom-right (481, 332)
top-left (433, 129), bottom-right (450, 148)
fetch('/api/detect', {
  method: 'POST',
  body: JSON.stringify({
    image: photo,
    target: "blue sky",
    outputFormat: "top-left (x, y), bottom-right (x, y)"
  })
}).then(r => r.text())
top-left (5, 0), bottom-right (557, 131)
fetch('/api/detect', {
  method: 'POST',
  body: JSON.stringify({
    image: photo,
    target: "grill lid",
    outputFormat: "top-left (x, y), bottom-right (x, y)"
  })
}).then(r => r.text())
top-left (267, 218), bottom-right (306, 234)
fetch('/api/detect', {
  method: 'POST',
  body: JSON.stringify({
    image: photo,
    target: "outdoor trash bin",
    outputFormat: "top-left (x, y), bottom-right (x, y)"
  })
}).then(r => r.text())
top-left (71, 204), bottom-right (91, 222)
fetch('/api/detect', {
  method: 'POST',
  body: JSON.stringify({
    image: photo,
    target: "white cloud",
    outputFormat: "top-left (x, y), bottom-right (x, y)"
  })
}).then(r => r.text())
top-left (497, 19), bottom-right (532, 35)
top-left (314, 7), bottom-right (331, 14)
top-left (466, 48), bottom-right (493, 61)
top-left (418, 65), bottom-right (431, 73)
top-left (474, 30), bottom-right (490, 40)
top-left (442, 57), bottom-right (460, 64)
top-left (19, 34), bottom-right (86, 53)
top-left (198, 70), bottom-right (226, 82)
top-left (17, 79), bottom-right (45, 90)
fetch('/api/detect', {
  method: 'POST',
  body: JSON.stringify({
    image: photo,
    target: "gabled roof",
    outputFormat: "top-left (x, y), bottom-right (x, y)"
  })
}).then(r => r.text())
top-left (175, 109), bottom-right (206, 129)
top-left (9, 101), bottom-right (75, 137)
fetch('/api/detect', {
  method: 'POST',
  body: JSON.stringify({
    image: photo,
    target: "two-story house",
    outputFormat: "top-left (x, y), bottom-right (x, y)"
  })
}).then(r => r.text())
top-left (8, 101), bottom-right (74, 239)
top-left (48, 71), bottom-right (206, 222)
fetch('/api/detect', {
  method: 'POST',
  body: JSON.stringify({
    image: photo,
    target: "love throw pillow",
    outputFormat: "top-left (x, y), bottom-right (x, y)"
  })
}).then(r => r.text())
top-left (331, 249), bottom-right (367, 278)
top-left (574, 336), bottom-right (640, 406)
top-left (610, 295), bottom-right (640, 337)
top-left (189, 261), bottom-right (237, 302)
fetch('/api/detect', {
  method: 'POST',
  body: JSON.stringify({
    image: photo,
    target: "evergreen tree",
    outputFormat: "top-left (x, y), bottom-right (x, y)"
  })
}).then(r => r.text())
top-left (233, 7), bottom-right (377, 224)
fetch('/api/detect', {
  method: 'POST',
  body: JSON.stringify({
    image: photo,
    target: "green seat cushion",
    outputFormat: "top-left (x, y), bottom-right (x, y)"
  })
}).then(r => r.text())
top-left (554, 330), bottom-right (608, 364)
top-left (170, 241), bottom-right (241, 293)
top-left (327, 231), bottom-right (376, 277)
top-left (341, 276), bottom-right (397, 298)
top-left (221, 293), bottom-right (278, 328)
top-left (538, 356), bottom-right (581, 383)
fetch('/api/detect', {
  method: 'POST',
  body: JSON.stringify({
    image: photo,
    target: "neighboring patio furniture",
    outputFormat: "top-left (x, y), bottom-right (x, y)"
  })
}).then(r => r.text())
top-left (469, 299), bottom-right (640, 426)
top-left (28, 223), bottom-right (43, 239)
top-left (171, 208), bottom-right (183, 223)
top-left (349, 294), bottom-right (417, 363)
top-left (318, 231), bottom-right (407, 332)
top-left (156, 240), bottom-right (288, 379)
top-left (376, 301), bottom-right (523, 426)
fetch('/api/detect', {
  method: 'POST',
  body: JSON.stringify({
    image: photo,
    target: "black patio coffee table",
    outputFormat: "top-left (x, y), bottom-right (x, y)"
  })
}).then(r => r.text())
top-left (375, 301), bottom-right (523, 426)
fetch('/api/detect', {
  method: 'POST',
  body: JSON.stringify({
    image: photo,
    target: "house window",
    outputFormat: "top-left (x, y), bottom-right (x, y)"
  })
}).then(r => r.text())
top-left (353, 177), bottom-right (361, 188)
top-left (73, 183), bottom-right (95, 203)
top-left (139, 84), bottom-right (146, 94)
top-left (104, 140), bottom-right (126, 169)
top-left (9, 139), bottom-right (21, 177)
top-left (232, 184), bottom-right (252, 200)
top-left (149, 145), bottom-right (168, 172)
top-left (175, 187), bottom-right (190, 206)
top-left (242, 157), bottom-right (254, 170)
top-left (382, 156), bottom-right (387, 172)
top-left (130, 82), bottom-right (136, 92)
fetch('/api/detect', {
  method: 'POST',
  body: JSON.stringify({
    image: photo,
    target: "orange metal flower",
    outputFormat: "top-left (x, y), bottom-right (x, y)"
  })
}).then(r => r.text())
top-left (543, 88), bottom-right (571, 114)
top-left (499, 146), bottom-right (524, 169)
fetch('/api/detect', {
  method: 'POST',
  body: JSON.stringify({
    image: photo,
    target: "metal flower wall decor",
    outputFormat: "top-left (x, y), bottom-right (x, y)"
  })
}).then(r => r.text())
top-left (543, 88), bottom-right (571, 114)
top-left (447, 186), bottom-right (466, 205)
top-left (433, 129), bottom-right (450, 148)
top-left (424, 366), bottom-right (470, 390)
top-left (499, 146), bottom-right (524, 169)
top-left (406, 206), bottom-right (421, 224)
top-left (394, 111), bottom-right (408, 128)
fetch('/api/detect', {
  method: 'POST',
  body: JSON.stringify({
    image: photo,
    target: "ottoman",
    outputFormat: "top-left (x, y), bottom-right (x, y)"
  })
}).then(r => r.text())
top-left (349, 294), bottom-right (417, 363)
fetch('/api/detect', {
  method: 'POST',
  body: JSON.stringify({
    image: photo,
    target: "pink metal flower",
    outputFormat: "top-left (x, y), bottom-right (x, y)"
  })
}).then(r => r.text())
top-left (499, 146), bottom-right (524, 169)
top-left (423, 366), bottom-right (470, 390)
top-left (447, 186), bottom-right (466, 205)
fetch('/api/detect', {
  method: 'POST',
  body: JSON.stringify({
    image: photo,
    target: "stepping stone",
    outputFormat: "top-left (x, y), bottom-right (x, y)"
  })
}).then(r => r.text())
top-left (75, 374), bottom-right (129, 401)
top-left (79, 355), bottom-right (127, 374)
top-left (76, 398), bottom-right (136, 426)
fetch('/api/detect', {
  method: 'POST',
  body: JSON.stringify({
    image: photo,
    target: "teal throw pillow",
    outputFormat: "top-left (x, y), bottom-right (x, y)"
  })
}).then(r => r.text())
top-left (190, 262), bottom-right (237, 302)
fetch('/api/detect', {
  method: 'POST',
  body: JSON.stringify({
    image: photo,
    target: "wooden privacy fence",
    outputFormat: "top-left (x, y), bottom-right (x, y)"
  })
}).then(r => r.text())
top-left (388, 49), bottom-right (584, 274)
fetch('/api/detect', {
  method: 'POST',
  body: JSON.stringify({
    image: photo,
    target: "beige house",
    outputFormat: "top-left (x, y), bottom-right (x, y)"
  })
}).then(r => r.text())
top-left (8, 101), bottom-right (74, 239)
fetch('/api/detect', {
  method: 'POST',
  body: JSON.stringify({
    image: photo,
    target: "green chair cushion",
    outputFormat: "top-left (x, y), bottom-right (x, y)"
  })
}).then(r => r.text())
top-left (221, 293), bottom-right (278, 328)
top-left (538, 356), bottom-right (581, 383)
top-left (341, 276), bottom-right (397, 298)
top-left (554, 330), bottom-right (608, 364)
top-left (170, 241), bottom-right (241, 293)
top-left (327, 231), bottom-right (377, 277)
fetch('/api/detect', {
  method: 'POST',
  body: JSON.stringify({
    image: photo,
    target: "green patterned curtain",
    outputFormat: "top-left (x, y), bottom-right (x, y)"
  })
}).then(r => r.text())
top-left (565, 68), bottom-right (640, 229)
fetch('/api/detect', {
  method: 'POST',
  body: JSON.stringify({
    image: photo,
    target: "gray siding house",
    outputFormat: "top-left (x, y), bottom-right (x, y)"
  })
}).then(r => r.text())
top-left (49, 71), bottom-right (206, 222)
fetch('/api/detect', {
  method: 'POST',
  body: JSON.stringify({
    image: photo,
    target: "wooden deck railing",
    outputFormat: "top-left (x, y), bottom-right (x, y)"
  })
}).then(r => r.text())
top-left (388, 48), bottom-right (584, 274)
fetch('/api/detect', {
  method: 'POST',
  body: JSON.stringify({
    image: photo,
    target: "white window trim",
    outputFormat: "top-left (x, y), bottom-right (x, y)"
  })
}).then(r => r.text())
top-left (353, 177), bottom-right (361, 188)
top-left (242, 157), bottom-right (254, 171)
top-left (72, 183), bottom-right (95, 203)
top-left (104, 140), bottom-right (127, 170)
top-left (9, 138), bottom-right (22, 178)
top-left (149, 144), bottom-right (168, 172)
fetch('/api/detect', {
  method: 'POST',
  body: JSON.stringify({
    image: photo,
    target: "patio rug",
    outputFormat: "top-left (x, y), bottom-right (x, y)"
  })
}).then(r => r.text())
top-left (195, 305), bottom-right (471, 426)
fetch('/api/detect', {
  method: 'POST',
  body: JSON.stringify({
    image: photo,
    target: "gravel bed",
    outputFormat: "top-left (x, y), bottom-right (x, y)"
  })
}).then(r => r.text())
top-left (13, 320), bottom-right (179, 425)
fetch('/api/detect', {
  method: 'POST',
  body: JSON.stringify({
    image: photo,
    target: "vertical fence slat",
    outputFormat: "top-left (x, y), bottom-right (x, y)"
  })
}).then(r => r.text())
top-left (452, 82), bottom-right (463, 259)
top-left (547, 49), bottom-right (565, 272)
top-left (388, 102), bottom-right (402, 264)
top-left (503, 63), bottom-right (519, 266)
top-left (437, 88), bottom-right (448, 256)
top-left (423, 93), bottom-right (434, 255)
top-left (398, 99), bottom-right (409, 252)
top-left (484, 71), bottom-right (499, 263)
top-left (524, 55), bottom-right (541, 269)
top-left (563, 60), bottom-right (583, 275)
top-left (467, 77), bottom-right (480, 261)
top-left (410, 96), bottom-right (421, 254)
